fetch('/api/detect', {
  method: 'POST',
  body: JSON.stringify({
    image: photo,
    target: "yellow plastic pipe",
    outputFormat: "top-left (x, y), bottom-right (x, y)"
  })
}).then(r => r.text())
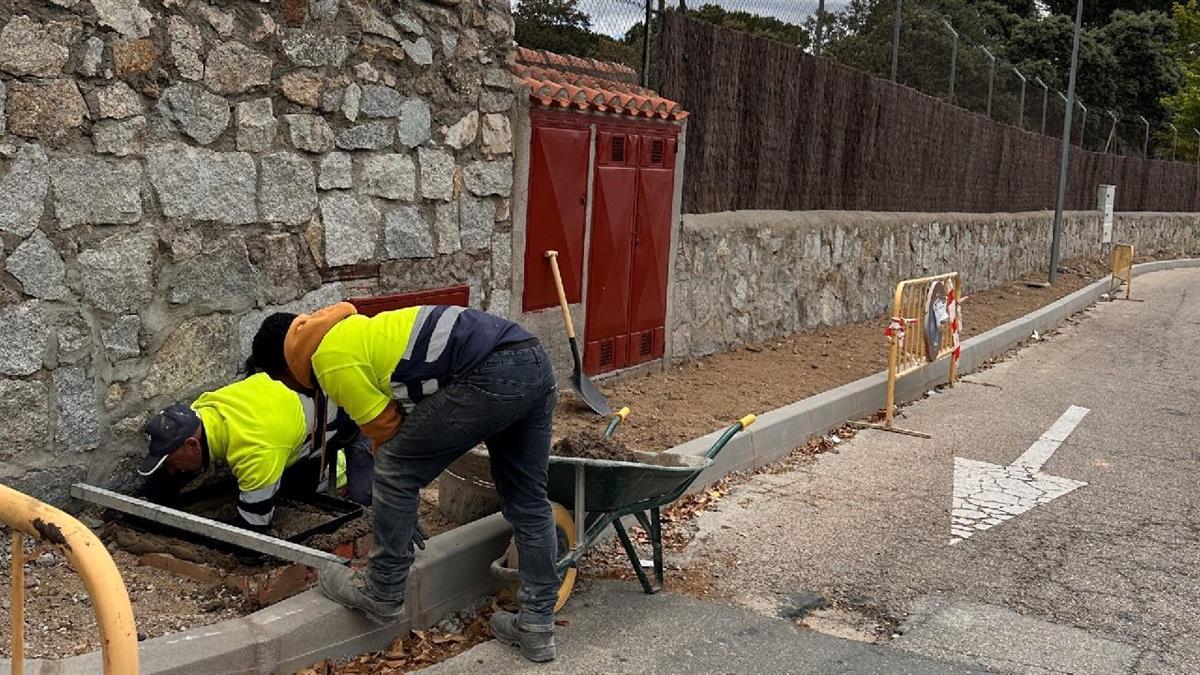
top-left (0, 483), bottom-right (138, 674)
top-left (11, 531), bottom-right (23, 675)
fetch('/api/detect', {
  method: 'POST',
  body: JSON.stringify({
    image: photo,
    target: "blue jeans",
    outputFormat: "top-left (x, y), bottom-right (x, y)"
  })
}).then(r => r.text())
top-left (368, 342), bottom-right (560, 629)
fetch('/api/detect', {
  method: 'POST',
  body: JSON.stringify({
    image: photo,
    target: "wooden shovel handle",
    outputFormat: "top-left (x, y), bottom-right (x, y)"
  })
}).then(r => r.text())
top-left (545, 250), bottom-right (576, 339)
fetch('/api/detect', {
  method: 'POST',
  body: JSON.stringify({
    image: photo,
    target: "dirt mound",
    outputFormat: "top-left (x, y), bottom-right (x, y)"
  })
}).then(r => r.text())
top-left (552, 432), bottom-right (644, 463)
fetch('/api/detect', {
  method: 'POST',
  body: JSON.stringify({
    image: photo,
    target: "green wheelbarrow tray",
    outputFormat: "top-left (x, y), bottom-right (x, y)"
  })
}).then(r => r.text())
top-left (490, 414), bottom-right (756, 599)
top-left (545, 453), bottom-right (712, 514)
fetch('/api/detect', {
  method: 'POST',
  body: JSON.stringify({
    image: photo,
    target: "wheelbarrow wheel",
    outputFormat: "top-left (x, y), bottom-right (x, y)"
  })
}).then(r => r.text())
top-left (503, 502), bottom-right (577, 613)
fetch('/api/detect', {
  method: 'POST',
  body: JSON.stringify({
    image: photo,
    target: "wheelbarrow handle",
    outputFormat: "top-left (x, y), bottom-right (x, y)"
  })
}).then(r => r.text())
top-left (604, 407), bottom-right (631, 438)
top-left (704, 413), bottom-right (757, 461)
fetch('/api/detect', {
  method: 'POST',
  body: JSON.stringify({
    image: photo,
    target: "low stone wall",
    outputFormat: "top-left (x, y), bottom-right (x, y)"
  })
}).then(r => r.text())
top-left (669, 210), bottom-right (1200, 359)
top-left (0, 0), bottom-right (516, 504)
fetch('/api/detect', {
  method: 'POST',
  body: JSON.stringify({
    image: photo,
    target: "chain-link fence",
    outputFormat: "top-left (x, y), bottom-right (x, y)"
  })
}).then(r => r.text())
top-left (513, 0), bottom-right (1187, 162)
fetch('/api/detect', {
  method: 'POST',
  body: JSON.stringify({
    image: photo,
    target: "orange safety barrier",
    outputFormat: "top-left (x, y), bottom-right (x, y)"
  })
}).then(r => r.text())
top-left (1111, 243), bottom-right (1134, 300)
top-left (2, 483), bottom-right (138, 674)
top-left (858, 272), bottom-right (962, 438)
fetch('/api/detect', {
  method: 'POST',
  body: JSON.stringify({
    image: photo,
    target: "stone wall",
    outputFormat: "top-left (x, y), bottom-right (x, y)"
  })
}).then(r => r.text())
top-left (669, 211), bottom-right (1200, 359)
top-left (0, 0), bottom-right (516, 504)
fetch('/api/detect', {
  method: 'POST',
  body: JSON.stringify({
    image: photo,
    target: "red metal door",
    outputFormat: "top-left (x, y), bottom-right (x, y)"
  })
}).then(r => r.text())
top-left (583, 130), bottom-right (639, 373)
top-left (522, 122), bottom-right (591, 312)
top-left (627, 134), bottom-right (677, 365)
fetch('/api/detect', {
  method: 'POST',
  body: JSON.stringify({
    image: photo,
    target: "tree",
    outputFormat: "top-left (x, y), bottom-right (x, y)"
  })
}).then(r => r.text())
top-left (1162, 1), bottom-right (1200, 159)
top-left (1041, 0), bottom-right (1174, 26)
top-left (514, 0), bottom-right (600, 59)
top-left (690, 3), bottom-right (809, 48)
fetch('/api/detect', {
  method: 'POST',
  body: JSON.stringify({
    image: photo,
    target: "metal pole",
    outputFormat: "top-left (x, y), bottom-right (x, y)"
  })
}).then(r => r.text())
top-left (1079, 102), bottom-right (1087, 148)
top-left (814, 0), bottom-right (826, 55)
top-left (943, 20), bottom-right (958, 103)
top-left (71, 483), bottom-right (349, 569)
top-left (1014, 67), bottom-right (1027, 129)
top-left (1107, 111), bottom-right (1118, 154)
top-left (1035, 76), bottom-right (1048, 135)
top-left (1168, 122), bottom-right (1177, 160)
top-left (1138, 116), bottom-right (1150, 158)
top-left (981, 46), bottom-right (995, 118)
top-left (640, 0), bottom-right (652, 88)
top-left (891, 0), bottom-right (902, 81)
top-left (1194, 128), bottom-right (1199, 164)
top-left (1048, 0), bottom-right (1083, 286)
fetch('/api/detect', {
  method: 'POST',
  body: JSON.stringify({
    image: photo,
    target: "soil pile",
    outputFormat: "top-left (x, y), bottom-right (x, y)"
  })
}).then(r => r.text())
top-left (552, 432), bottom-right (644, 463)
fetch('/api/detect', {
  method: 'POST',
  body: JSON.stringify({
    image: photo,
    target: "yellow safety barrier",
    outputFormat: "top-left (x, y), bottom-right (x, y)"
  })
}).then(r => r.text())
top-left (2, 483), bottom-right (138, 674)
top-left (1111, 243), bottom-right (1134, 299)
top-left (855, 272), bottom-right (962, 438)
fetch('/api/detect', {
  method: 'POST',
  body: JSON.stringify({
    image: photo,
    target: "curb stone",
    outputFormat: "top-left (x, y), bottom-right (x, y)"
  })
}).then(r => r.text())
top-left (7, 259), bottom-right (1196, 674)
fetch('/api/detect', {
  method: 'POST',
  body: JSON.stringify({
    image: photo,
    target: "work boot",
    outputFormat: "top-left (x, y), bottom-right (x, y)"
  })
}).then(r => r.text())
top-left (489, 611), bottom-right (556, 662)
top-left (318, 563), bottom-right (404, 625)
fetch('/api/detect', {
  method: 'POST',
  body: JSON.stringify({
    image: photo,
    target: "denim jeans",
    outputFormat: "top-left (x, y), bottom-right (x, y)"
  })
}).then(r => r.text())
top-left (368, 342), bottom-right (560, 629)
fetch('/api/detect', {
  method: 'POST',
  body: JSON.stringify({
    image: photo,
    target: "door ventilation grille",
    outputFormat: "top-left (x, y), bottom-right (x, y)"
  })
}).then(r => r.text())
top-left (639, 332), bottom-right (653, 357)
top-left (650, 139), bottom-right (665, 164)
top-left (599, 340), bottom-right (615, 367)
top-left (612, 136), bottom-right (625, 162)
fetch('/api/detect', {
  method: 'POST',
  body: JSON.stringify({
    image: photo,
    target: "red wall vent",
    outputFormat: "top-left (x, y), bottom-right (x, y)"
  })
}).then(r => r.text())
top-left (349, 285), bottom-right (470, 317)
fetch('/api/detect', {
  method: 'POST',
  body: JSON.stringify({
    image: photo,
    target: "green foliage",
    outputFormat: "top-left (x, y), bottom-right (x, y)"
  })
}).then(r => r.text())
top-left (1041, 0), bottom-right (1174, 26)
top-left (690, 3), bottom-right (809, 47)
top-left (513, 0), bottom-right (600, 59)
top-left (1163, 1), bottom-right (1200, 159)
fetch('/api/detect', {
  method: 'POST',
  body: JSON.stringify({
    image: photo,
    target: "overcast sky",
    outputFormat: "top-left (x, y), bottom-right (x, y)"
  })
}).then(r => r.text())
top-left (514, 0), bottom-right (853, 39)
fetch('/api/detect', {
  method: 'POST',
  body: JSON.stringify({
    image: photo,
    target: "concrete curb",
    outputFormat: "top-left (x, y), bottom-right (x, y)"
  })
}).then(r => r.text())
top-left (9, 259), bottom-right (1196, 674)
top-left (664, 259), bottom-right (1200, 486)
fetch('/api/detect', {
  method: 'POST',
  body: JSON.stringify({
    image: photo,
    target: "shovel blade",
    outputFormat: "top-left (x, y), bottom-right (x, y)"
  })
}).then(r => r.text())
top-left (571, 368), bottom-right (611, 416)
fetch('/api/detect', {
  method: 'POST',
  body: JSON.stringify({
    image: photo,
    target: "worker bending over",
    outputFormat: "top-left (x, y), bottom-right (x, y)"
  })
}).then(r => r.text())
top-left (248, 302), bottom-right (560, 663)
top-left (136, 372), bottom-right (374, 531)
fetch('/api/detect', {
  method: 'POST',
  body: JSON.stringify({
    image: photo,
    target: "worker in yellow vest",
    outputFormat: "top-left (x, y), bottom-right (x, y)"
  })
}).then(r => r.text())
top-left (135, 372), bottom-right (374, 532)
top-left (248, 302), bottom-right (559, 663)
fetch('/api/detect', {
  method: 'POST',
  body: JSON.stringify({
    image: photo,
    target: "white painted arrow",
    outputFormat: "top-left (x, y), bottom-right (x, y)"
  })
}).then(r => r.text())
top-left (951, 405), bottom-right (1090, 544)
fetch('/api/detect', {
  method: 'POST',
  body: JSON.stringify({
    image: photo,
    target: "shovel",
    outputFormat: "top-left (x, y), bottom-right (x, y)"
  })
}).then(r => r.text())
top-left (545, 250), bottom-right (612, 416)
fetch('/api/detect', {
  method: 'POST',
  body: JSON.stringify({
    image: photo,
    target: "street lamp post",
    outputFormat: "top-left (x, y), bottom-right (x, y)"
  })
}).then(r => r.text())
top-left (1048, 0), bottom-right (1083, 286)
top-left (1035, 76), bottom-right (1049, 135)
top-left (980, 46), bottom-right (996, 118)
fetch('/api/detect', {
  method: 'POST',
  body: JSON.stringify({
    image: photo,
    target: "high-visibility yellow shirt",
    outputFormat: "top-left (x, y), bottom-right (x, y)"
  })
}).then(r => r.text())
top-left (311, 307), bottom-right (420, 428)
top-left (194, 373), bottom-right (309, 502)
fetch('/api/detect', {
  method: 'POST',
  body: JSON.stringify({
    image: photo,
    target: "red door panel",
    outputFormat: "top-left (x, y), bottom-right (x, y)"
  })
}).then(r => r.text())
top-left (584, 126), bottom-right (678, 375)
top-left (627, 163), bottom-right (674, 365)
top-left (523, 124), bottom-right (590, 312)
top-left (583, 162), bottom-right (637, 373)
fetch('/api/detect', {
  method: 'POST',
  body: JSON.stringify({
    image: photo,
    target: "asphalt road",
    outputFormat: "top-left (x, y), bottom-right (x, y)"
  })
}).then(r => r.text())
top-left (429, 268), bottom-right (1200, 674)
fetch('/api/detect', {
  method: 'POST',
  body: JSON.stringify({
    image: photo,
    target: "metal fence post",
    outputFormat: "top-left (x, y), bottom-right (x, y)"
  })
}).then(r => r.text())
top-left (814, 0), bottom-right (826, 55)
top-left (1035, 77), bottom-right (1048, 134)
top-left (1078, 101), bottom-right (1087, 148)
top-left (1014, 67), bottom-right (1027, 129)
top-left (891, 0), bottom-right (902, 81)
top-left (980, 46), bottom-right (995, 118)
top-left (1168, 122), bottom-right (1178, 160)
top-left (1106, 111), bottom-right (1118, 153)
top-left (942, 20), bottom-right (958, 103)
top-left (1194, 128), bottom-right (1199, 164)
top-left (640, 0), bottom-right (652, 88)
top-left (1138, 116), bottom-right (1150, 158)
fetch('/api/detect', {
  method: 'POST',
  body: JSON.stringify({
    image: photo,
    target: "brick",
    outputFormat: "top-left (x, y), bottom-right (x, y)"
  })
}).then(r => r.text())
top-left (139, 552), bottom-right (226, 585)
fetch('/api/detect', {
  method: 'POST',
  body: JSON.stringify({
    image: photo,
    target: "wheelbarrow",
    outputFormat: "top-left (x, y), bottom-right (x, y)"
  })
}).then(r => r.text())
top-left (492, 410), bottom-right (756, 610)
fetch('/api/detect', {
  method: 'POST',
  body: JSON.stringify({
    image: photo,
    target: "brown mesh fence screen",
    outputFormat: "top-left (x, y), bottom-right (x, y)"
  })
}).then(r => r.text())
top-left (657, 12), bottom-right (1200, 215)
